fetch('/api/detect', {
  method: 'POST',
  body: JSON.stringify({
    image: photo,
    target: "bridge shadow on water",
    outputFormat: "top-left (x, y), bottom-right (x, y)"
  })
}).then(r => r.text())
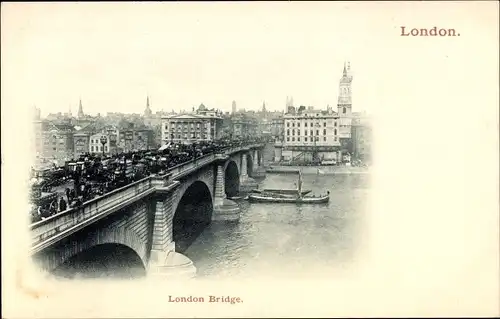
top-left (173, 181), bottom-right (213, 254)
top-left (51, 243), bottom-right (146, 280)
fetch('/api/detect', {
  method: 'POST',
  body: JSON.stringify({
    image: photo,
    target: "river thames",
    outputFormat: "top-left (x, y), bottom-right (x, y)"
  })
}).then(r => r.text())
top-left (185, 171), bottom-right (370, 280)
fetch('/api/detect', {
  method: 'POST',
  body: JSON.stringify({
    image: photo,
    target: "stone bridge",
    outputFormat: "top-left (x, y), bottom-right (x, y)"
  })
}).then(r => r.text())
top-left (30, 144), bottom-right (266, 279)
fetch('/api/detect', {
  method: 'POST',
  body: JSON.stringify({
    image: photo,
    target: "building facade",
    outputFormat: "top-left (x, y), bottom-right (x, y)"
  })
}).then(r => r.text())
top-left (271, 116), bottom-right (284, 141)
top-left (89, 133), bottom-right (117, 155)
top-left (231, 114), bottom-right (258, 139)
top-left (39, 122), bottom-right (75, 166)
top-left (73, 133), bottom-right (90, 158)
top-left (274, 62), bottom-right (358, 164)
top-left (280, 108), bottom-right (341, 163)
top-left (161, 105), bottom-right (223, 144)
top-left (351, 114), bottom-right (372, 163)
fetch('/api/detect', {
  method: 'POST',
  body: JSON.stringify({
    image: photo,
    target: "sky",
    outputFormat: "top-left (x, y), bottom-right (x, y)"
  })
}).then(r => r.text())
top-left (1, 2), bottom-right (394, 116)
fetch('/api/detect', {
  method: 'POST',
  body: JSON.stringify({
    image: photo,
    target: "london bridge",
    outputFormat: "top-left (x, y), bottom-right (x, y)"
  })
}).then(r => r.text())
top-left (30, 142), bottom-right (266, 279)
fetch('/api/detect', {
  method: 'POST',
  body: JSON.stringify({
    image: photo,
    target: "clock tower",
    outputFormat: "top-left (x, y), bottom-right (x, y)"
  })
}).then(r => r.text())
top-left (337, 62), bottom-right (354, 156)
top-left (337, 62), bottom-right (353, 117)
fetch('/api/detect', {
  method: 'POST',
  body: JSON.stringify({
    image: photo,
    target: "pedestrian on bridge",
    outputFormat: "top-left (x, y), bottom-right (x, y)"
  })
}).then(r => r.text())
top-left (59, 197), bottom-right (67, 212)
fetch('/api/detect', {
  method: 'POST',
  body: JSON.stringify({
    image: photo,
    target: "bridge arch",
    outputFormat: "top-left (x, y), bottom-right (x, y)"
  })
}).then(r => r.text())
top-left (173, 180), bottom-right (213, 253)
top-left (224, 160), bottom-right (240, 197)
top-left (47, 227), bottom-right (148, 279)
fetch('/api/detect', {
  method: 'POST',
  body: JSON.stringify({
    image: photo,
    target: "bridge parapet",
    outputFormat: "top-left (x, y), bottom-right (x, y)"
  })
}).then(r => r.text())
top-left (151, 173), bottom-right (172, 187)
top-left (29, 142), bottom-right (265, 255)
top-left (30, 177), bottom-right (155, 254)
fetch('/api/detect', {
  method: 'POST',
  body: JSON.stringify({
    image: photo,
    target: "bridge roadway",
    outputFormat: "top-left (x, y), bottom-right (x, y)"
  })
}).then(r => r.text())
top-left (29, 143), bottom-right (266, 279)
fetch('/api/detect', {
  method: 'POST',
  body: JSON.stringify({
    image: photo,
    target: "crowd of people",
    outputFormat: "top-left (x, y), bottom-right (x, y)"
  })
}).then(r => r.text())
top-left (30, 137), bottom-right (267, 223)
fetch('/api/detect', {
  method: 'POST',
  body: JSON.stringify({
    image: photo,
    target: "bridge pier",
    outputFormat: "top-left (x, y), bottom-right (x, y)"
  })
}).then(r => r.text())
top-left (251, 149), bottom-right (267, 180)
top-left (240, 153), bottom-right (258, 193)
top-left (148, 185), bottom-right (196, 279)
top-left (213, 162), bottom-right (240, 221)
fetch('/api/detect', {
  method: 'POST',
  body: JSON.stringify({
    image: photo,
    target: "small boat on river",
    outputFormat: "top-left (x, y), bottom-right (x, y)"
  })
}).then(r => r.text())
top-left (227, 196), bottom-right (244, 200)
top-left (251, 188), bottom-right (312, 196)
top-left (248, 170), bottom-right (330, 204)
top-left (248, 193), bottom-right (329, 204)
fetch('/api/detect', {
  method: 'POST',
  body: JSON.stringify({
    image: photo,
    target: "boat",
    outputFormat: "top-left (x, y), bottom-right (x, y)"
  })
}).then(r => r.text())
top-left (251, 188), bottom-right (312, 196)
top-left (227, 196), bottom-right (244, 200)
top-left (248, 169), bottom-right (330, 204)
top-left (248, 191), bottom-right (329, 204)
top-left (248, 193), bottom-right (329, 204)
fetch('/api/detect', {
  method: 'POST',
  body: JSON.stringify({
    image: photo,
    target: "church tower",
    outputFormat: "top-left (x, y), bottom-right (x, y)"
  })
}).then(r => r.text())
top-left (144, 96), bottom-right (152, 117)
top-left (77, 98), bottom-right (84, 118)
top-left (231, 100), bottom-right (237, 114)
top-left (286, 96), bottom-right (294, 114)
top-left (337, 62), bottom-right (353, 117)
top-left (336, 62), bottom-right (354, 155)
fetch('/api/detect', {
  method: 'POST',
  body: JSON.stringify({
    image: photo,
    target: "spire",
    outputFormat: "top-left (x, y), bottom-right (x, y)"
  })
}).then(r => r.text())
top-left (262, 101), bottom-right (266, 113)
top-left (78, 98), bottom-right (84, 118)
top-left (144, 95), bottom-right (152, 117)
top-left (343, 62), bottom-right (347, 76)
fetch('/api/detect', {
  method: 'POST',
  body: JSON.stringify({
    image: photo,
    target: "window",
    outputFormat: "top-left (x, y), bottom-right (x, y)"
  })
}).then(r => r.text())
top-left (343, 107), bottom-right (346, 114)
top-left (334, 122), bottom-right (337, 127)
top-left (287, 122), bottom-right (290, 127)
top-left (323, 122), bottom-right (326, 127)
top-left (298, 123), bottom-right (300, 127)
top-left (323, 137), bottom-right (326, 141)
top-left (91, 146), bottom-right (94, 152)
top-left (323, 129), bottom-right (326, 135)
top-left (297, 137), bottom-right (301, 142)
top-left (334, 129), bottom-right (337, 135)
top-left (292, 122), bottom-right (295, 127)
top-left (165, 124), bottom-right (168, 130)
top-left (292, 137), bottom-right (295, 141)
top-left (305, 130), bottom-right (308, 136)
top-left (297, 130), bottom-right (300, 135)
top-left (310, 130), bottom-right (313, 136)
top-left (292, 129), bottom-right (295, 136)
top-left (105, 146), bottom-right (108, 152)
top-left (305, 137), bottom-right (308, 142)
top-left (305, 123), bottom-right (308, 127)
top-left (334, 137), bottom-right (337, 141)
top-left (316, 130), bottom-right (319, 135)
top-left (287, 129), bottom-right (290, 135)
top-left (287, 137), bottom-right (290, 141)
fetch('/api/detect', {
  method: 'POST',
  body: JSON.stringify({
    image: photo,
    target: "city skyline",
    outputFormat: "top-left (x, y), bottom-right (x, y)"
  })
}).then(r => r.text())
top-left (4, 2), bottom-right (383, 117)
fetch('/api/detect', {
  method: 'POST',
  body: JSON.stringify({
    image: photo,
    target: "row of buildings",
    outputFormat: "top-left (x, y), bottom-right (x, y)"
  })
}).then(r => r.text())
top-left (32, 62), bottom-right (371, 167)
top-left (159, 101), bottom-right (282, 144)
top-left (274, 62), bottom-right (372, 164)
top-left (158, 63), bottom-right (372, 164)
top-left (33, 101), bottom-right (157, 167)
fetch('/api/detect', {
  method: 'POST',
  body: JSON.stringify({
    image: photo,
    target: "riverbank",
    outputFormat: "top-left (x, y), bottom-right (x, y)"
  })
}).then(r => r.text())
top-left (265, 165), bottom-right (371, 175)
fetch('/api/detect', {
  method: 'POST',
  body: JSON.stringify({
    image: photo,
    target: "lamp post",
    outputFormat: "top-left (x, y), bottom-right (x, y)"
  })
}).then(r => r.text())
top-left (313, 122), bottom-right (321, 164)
top-left (100, 135), bottom-right (107, 158)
